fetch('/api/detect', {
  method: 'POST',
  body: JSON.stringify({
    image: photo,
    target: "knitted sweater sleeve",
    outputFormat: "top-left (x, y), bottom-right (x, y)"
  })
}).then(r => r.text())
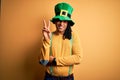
top-left (39, 39), bottom-right (50, 66)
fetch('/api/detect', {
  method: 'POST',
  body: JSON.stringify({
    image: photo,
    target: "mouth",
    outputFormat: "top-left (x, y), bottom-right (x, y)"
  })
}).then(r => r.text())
top-left (58, 26), bottom-right (63, 29)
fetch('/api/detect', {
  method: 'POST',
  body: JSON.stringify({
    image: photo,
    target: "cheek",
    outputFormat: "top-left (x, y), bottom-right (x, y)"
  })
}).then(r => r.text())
top-left (64, 24), bottom-right (68, 29)
top-left (55, 22), bottom-right (60, 26)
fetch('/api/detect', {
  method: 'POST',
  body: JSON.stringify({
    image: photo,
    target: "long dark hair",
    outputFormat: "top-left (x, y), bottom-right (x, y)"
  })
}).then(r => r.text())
top-left (63, 22), bottom-right (72, 40)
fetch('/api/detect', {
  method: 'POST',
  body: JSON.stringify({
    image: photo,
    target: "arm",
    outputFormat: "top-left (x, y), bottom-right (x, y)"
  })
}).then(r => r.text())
top-left (39, 20), bottom-right (51, 66)
top-left (39, 39), bottom-right (50, 66)
top-left (40, 39), bottom-right (57, 66)
top-left (55, 32), bottom-right (83, 66)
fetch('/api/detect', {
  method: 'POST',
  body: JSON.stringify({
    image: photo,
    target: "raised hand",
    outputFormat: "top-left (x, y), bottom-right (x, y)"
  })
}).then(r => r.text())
top-left (42, 20), bottom-right (51, 41)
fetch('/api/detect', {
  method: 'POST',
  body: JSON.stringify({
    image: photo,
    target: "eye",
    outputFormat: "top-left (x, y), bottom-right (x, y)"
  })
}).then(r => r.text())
top-left (63, 21), bottom-right (68, 23)
top-left (54, 20), bottom-right (60, 23)
top-left (56, 20), bottom-right (61, 23)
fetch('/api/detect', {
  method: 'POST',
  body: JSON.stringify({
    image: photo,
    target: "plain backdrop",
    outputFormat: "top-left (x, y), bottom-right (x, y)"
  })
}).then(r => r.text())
top-left (1, 0), bottom-right (120, 80)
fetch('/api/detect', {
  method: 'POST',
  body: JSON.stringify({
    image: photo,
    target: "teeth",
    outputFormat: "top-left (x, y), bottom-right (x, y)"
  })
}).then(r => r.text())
top-left (59, 26), bottom-right (63, 28)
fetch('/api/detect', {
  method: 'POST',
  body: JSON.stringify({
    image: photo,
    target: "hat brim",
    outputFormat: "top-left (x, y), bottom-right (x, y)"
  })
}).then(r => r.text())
top-left (51, 16), bottom-right (75, 26)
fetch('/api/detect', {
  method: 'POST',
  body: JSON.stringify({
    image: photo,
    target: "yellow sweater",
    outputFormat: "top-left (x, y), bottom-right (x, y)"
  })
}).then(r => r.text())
top-left (40, 31), bottom-right (82, 76)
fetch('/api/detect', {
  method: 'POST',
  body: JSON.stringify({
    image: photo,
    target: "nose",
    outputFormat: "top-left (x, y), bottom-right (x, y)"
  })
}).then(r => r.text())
top-left (60, 21), bottom-right (64, 25)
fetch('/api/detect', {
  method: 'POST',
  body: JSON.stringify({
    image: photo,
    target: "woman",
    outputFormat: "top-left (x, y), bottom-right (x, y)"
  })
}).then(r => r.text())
top-left (39, 2), bottom-right (82, 80)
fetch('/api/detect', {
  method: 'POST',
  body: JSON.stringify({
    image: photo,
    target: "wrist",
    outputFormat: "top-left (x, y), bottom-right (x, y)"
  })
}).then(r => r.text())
top-left (52, 58), bottom-right (56, 65)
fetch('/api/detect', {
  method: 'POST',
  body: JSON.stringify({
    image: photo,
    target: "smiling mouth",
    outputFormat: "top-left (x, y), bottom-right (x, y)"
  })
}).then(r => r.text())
top-left (58, 26), bottom-right (63, 29)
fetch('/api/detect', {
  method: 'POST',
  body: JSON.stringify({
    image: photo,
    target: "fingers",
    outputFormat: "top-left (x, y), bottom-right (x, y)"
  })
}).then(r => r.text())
top-left (49, 56), bottom-right (55, 62)
top-left (43, 19), bottom-right (50, 29)
top-left (48, 20), bottom-right (50, 29)
top-left (42, 19), bottom-right (51, 40)
top-left (43, 19), bottom-right (47, 28)
top-left (42, 28), bottom-right (50, 33)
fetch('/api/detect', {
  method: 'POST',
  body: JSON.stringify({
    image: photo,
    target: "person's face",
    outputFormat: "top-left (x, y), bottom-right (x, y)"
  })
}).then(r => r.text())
top-left (55, 20), bottom-right (68, 34)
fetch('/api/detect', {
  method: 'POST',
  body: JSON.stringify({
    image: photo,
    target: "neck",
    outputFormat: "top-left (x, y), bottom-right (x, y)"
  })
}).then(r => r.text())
top-left (55, 30), bottom-right (64, 35)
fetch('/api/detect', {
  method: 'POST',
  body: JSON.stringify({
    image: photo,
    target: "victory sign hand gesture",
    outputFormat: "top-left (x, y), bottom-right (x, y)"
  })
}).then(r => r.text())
top-left (42, 20), bottom-right (51, 41)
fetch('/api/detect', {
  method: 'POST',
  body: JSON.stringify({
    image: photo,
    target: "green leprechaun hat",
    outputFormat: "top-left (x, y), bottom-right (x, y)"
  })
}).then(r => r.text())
top-left (51, 2), bottom-right (75, 26)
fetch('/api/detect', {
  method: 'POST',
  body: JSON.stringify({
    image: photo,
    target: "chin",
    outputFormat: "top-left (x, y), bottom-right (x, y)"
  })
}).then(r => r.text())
top-left (58, 30), bottom-right (63, 32)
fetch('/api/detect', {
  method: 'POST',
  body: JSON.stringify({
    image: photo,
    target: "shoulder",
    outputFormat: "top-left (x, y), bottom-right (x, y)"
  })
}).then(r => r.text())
top-left (72, 30), bottom-right (80, 39)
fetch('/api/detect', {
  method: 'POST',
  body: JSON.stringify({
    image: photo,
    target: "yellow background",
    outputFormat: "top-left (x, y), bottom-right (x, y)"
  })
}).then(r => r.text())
top-left (1, 0), bottom-right (120, 80)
